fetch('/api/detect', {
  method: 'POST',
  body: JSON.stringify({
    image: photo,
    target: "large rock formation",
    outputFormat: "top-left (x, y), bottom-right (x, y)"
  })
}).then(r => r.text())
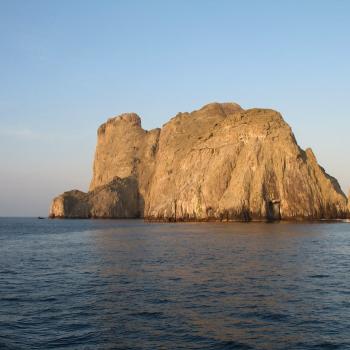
top-left (49, 102), bottom-right (349, 221)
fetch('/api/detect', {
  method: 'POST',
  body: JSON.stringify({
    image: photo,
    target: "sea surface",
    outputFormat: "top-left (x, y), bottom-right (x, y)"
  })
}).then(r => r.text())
top-left (0, 218), bottom-right (349, 350)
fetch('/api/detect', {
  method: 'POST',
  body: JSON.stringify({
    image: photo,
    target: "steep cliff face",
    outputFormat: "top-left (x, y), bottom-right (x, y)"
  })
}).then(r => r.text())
top-left (145, 104), bottom-right (347, 220)
top-left (50, 102), bottom-right (349, 220)
top-left (89, 113), bottom-right (159, 213)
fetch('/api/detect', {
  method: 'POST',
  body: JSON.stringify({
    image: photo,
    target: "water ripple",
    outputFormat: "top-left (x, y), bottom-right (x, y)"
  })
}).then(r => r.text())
top-left (0, 218), bottom-right (349, 349)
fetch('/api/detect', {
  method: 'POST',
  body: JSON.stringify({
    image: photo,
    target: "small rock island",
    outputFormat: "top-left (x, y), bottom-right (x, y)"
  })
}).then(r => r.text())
top-left (50, 102), bottom-right (349, 221)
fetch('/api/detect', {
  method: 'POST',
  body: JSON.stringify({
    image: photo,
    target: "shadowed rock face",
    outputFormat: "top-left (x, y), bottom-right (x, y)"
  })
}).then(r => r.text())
top-left (49, 177), bottom-right (141, 218)
top-left (49, 102), bottom-right (349, 220)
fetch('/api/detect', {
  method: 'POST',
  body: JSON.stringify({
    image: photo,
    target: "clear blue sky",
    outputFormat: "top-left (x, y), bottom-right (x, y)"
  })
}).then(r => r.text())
top-left (0, 0), bottom-right (349, 216)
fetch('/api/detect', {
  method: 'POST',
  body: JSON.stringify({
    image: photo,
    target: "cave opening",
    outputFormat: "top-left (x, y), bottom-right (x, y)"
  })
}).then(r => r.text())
top-left (267, 199), bottom-right (281, 221)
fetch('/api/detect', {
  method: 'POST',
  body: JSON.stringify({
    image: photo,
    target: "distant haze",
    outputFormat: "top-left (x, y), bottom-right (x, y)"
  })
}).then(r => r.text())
top-left (0, 0), bottom-right (349, 216)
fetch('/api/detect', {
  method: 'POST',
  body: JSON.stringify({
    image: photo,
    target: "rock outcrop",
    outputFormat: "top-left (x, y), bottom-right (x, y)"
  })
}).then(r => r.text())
top-left (50, 177), bottom-right (140, 218)
top-left (49, 102), bottom-right (349, 221)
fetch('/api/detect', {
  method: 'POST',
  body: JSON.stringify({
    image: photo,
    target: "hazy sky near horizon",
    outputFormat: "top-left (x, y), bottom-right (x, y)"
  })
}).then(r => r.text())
top-left (0, 0), bottom-right (349, 216)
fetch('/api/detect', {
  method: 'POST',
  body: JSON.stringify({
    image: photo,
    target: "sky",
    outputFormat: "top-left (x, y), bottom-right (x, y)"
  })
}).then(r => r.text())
top-left (0, 0), bottom-right (349, 216)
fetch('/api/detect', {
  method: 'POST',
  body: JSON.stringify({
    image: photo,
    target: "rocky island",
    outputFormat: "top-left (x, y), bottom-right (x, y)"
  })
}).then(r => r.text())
top-left (50, 102), bottom-right (349, 221)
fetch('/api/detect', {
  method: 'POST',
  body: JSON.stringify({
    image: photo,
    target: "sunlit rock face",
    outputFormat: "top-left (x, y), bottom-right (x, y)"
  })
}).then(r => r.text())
top-left (49, 102), bottom-right (349, 221)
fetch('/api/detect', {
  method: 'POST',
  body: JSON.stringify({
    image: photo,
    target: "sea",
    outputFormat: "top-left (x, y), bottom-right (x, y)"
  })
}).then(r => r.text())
top-left (0, 218), bottom-right (349, 350)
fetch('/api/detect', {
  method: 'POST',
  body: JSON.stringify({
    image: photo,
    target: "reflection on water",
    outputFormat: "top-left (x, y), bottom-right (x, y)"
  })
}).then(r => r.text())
top-left (0, 218), bottom-right (349, 349)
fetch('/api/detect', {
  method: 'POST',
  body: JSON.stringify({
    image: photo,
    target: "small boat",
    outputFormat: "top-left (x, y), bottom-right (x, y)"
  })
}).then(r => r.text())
top-left (37, 216), bottom-right (45, 220)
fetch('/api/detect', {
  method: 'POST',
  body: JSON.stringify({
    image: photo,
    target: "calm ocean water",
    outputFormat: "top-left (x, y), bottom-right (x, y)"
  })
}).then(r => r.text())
top-left (0, 218), bottom-right (349, 350)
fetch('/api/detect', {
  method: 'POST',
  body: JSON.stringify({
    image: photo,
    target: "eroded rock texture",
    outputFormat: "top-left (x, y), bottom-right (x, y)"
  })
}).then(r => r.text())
top-left (50, 102), bottom-right (349, 220)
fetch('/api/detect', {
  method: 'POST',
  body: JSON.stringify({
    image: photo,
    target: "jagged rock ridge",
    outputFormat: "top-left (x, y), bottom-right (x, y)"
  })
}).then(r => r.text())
top-left (49, 102), bottom-right (349, 221)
